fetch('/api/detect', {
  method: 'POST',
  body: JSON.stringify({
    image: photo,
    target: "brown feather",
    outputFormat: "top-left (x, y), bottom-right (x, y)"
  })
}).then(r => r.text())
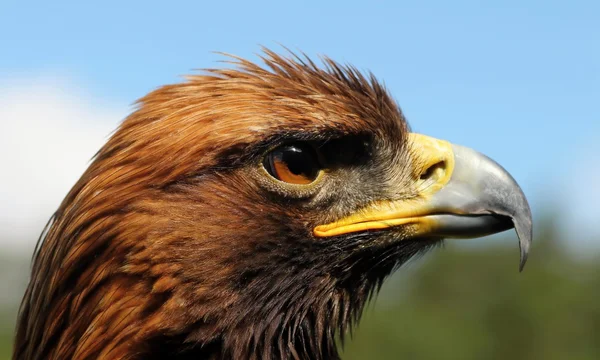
top-left (14, 48), bottom-right (430, 360)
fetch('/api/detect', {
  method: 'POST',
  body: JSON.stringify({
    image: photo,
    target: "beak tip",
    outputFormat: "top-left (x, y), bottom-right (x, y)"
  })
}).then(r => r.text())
top-left (519, 247), bottom-right (529, 272)
top-left (515, 217), bottom-right (533, 272)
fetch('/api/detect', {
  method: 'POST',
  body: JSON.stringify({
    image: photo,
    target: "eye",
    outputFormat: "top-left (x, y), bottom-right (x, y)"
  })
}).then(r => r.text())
top-left (263, 143), bottom-right (322, 185)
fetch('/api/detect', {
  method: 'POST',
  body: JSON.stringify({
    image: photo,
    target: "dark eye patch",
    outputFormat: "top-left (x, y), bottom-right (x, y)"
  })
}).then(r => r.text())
top-left (317, 134), bottom-right (373, 169)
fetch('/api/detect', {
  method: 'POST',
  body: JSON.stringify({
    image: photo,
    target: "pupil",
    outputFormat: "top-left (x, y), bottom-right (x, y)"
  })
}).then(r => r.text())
top-left (283, 147), bottom-right (310, 176)
top-left (263, 143), bottom-right (321, 183)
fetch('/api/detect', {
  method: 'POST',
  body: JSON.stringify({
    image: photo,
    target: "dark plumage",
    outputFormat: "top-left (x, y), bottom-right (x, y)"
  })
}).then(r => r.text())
top-left (14, 49), bottom-right (531, 360)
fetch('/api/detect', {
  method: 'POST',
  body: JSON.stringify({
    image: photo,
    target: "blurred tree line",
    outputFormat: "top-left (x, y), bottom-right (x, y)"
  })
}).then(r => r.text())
top-left (1, 217), bottom-right (598, 359)
top-left (342, 219), bottom-right (600, 359)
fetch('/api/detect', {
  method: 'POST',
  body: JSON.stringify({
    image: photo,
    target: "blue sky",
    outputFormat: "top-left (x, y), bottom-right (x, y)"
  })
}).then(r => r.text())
top-left (1, 0), bottom-right (598, 252)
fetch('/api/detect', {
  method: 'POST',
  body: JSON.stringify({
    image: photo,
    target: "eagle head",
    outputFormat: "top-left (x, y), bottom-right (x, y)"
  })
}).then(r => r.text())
top-left (14, 49), bottom-right (531, 360)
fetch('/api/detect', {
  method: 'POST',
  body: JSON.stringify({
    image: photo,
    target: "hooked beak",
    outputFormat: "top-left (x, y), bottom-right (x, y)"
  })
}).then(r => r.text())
top-left (314, 133), bottom-right (532, 271)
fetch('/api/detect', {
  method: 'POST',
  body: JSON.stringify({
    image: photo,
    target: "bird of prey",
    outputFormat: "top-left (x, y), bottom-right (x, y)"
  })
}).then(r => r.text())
top-left (13, 49), bottom-right (532, 360)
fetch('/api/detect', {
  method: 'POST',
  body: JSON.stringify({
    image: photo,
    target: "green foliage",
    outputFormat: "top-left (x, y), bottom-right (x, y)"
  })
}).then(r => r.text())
top-left (0, 309), bottom-right (15, 360)
top-left (342, 224), bottom-right (600, 359)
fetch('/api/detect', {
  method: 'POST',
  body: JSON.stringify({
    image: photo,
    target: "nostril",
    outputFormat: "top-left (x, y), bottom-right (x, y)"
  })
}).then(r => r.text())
top-left (420, 161), bottom-right (446, 181)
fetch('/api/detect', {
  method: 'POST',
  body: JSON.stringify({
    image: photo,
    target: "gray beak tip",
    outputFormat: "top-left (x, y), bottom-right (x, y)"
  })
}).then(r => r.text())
top-left (519, 246), bottom-right (529, 272)
top-left (514, 209), bottom-right (533, 272)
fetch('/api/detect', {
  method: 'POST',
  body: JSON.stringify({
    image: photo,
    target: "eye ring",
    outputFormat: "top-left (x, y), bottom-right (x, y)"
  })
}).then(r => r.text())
top-left (262, 143), bottom-right (323, 185)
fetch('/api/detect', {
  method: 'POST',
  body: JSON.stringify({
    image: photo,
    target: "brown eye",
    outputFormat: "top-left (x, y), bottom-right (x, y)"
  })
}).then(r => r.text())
top-left (263, 144), bottom-right (322, 185)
